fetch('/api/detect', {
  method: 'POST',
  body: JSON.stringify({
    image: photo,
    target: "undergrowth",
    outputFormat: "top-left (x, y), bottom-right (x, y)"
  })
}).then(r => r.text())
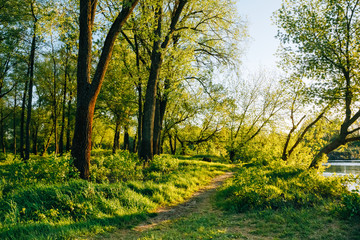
top-left (216, 158), bottom-right (357, 215)
top-left (0, 152), bottom-right (231, 239)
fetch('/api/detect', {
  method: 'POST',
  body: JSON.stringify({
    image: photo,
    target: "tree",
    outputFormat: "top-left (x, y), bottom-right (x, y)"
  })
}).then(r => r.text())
top-left (225, 70), bottom-right (286, 161)
top-left (97, 42), bottom-right (138, 154)
top-left (137, 0), bottom-right (245, 161)
top-left (275, 0), bottom-right (360, 168)
top-left (71, 0), bottom-right (138, 179)
top-left (280, 79), bottom-right (330, 162)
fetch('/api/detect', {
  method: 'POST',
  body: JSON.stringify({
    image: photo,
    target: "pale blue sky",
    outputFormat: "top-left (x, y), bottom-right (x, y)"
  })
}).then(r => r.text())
top-left (237, 0), bottom-right (283, 71)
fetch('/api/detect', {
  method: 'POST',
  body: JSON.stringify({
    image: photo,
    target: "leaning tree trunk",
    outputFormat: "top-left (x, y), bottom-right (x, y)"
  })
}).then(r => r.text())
top-left (309, 72), bottom-right (360, 168)
top-left (71, 0), bottom-right (138, 180)
top-left (309, 135), bottom-right (346, 168)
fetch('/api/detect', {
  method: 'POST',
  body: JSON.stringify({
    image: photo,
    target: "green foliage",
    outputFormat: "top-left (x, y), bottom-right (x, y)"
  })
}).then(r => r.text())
top-left (147, 155), bottom-right (179, 173)
top-left (216, 159), bottom-right (349, 212)
top-left (90, 151), bottom-right (143, 183)
top-left (0, 153), bottom-right (230, 239)
top-left (0, 154), bottom-right (79, 197)
top-left (335, 190), bottom-right (360, 219)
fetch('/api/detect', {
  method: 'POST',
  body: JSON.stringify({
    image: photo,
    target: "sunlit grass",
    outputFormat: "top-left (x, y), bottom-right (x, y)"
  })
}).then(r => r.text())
top-left (0, 152), bottom-right (232, 239)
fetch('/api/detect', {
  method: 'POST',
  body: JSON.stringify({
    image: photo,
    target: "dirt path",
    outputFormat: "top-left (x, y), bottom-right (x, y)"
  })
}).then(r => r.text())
top-left (100, 172), bottom-right (234, 239)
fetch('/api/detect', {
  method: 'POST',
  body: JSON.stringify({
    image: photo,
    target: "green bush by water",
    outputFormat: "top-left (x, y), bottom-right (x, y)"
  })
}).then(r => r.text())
top-left (216, 159), bottom-right (350, 212)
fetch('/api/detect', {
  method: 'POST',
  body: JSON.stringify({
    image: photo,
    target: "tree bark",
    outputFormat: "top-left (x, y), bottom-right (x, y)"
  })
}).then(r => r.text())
top-left (51, 39), bottom-right (58, 155)
top-left (135, 34), bottom-right (143, 156)
top-left (20, 67), bottom-right (29, 159)
top-left (153, 97), bottom-right (161, 155)
top-left (31, 124), bottom-right (38, 155)
top-left (25, 7), bottom-right (37, 160)
top-left (59, 57), bottom-right (68, 156)
top-left (139, 0), bottom-right (187, 161)
top-left (0, 106), bottom-right (5, 154)
top-left (168, 132), bottom-right (176, 155)
top-left (112, 121), bottom-right (120, 154)
top-left (71, 0), bottom-right (138, 179)
top-left (139, 5), bottom-right (163, 162)
top-left (66, 90), bottom-right (72, 152)
top-left (309, 135), bottom-right (346, 168)
top-left (124, 125), bottom-right (130, 150)
top-left (41, 125), bottom-right (54, 156)
top-left (153, 91), bottom-right (168, 155)
top-left (13, 87), bottom-right (17, 155)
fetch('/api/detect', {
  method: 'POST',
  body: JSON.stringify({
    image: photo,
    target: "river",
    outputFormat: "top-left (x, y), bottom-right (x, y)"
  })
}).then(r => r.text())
top-left (324, 160), bottom-right (360, 191)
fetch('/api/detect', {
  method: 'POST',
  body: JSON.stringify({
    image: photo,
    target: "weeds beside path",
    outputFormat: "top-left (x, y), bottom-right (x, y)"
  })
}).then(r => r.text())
top-left (93, 172), bottom-right (234, 239)
top-left (92, 168), bottom-right (360, 240)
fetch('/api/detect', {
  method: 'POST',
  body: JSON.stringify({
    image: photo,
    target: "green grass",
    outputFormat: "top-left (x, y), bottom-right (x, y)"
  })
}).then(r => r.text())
top-left (0, 152), bottom-right (232, 239)
top-left (113, 196), bottom-right (360, 240)
top-left (116, 159), bottom-right (360, 240)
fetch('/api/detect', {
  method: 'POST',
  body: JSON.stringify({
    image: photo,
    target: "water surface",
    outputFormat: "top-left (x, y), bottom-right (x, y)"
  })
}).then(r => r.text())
top-left (324, 160), bottom-right (360, 191)
top-left (324, 160), bottom-right (360, 176)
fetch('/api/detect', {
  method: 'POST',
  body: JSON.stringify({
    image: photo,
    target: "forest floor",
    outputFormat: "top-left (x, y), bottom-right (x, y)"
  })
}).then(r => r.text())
top-left (90, 171), bottom-right (360, 240)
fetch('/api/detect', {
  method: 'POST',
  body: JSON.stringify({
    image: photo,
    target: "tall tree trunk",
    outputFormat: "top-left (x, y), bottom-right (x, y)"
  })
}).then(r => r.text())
top-left (112, 121), bottom-right (120, 154)
top-left (135, 34), bottom-right (143, 156)
top-left (139, 0), bottom-right (187, 161)
top-left (13, 87), bottom-right (17, 155)
top-left (20, 65), bottom-right (29, 159)
top-left (124, 125), bottom-right (130, 150)
top-left (153, 97), bottom-right (161, 155)
top-left (25, 8), bottom-right (37, 160)
top-left (139, 6), bottom-right (163, 162)
top-left (168, 132), bottom-right (176, 155)
top-left (50, 37), bottom-right (58, 155)
top-left (72, 0), bottom-right (138, 179)
top-left (42, 126), bottom-right (54, 156)
top-left (59, 59), bottom-right (68, 156)
top-left (153, 79), bottom-right (169, 155)
top-left (32, 124), bottom-right (38, 155)
top-left (0, 106), bottom-right (5, 154)
top-left (66, 90), bottom-right (72, 152)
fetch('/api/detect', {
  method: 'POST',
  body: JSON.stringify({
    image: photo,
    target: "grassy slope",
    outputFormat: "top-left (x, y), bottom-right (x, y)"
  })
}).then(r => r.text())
top-left (115, 162), bottom-right (360, 240)
top-left (117, 203), bottom-right (360, 240)
top-left (0, 154), bottom-right (232, 240)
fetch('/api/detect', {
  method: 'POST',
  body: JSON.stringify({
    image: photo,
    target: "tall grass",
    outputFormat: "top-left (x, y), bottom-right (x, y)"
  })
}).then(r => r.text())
top-left (0, 152), bottom-right (231, 239)
top-left (216, 159), bottom-right (356, 213)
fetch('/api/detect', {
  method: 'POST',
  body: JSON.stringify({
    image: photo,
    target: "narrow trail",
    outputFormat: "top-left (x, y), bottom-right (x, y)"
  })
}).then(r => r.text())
top-left (100, 172), bottom-right (234, 239)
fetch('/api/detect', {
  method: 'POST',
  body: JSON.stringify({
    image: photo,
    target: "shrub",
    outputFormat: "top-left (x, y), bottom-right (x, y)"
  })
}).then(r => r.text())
top-left (147, 155), bottom-right (179, 173)
top-left (216, 160), bottom-right (349, 212)
top-left (90, 151), bottom-right (143, 183)
top-left (338, 191), bottom-right (360, 219)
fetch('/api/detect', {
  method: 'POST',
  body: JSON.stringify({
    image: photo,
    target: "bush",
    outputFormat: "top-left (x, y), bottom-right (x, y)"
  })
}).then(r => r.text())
top-left (147, 155), bottom-right (179, 173)
top-left (216, 160), bottom-right (349, 212)
top-left (90, 151), bottom-right (143, 183)
top-left (335, 190), bottom-right (360, 219)
top-left (0, 155), bottom-right (79, 197)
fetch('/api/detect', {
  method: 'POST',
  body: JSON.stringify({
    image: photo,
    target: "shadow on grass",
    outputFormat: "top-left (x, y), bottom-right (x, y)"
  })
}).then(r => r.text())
top-left (0, 212), bottom-right (156, 240)
top-left (173, 154), bottom-right (227, 163)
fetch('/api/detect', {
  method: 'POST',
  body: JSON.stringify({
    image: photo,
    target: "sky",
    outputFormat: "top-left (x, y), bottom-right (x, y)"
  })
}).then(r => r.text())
top-left (236, 0), bottom-right (283, 72)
